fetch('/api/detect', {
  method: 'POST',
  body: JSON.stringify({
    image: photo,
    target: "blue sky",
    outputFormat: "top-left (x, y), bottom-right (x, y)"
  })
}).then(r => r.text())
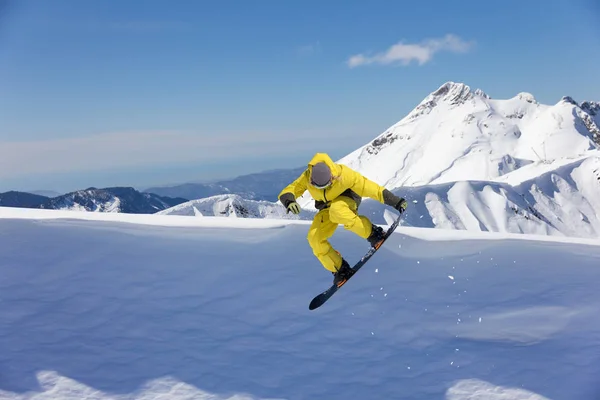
top-left (1, 0), bottom-right (599, 193)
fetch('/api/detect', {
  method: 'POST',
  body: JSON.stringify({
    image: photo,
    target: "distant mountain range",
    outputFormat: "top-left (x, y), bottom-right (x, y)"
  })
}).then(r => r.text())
top-left (143, 167), bottom-right (306, 201)
top-left (0, 191), bottom-right (50, 208)
top-left (0, 187), bottom-right (187, 214)
top-left (1, 166), bottom-right (305, 214)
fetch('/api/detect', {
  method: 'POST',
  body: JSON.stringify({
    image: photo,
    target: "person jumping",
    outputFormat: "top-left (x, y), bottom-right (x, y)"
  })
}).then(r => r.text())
top-left (278, 152), bottom-right (407, 287)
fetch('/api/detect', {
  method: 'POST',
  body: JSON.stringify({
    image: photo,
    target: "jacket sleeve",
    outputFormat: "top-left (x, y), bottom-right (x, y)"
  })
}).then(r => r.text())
top-left (343, 165), bottom-right (385, 203)
top-left (343, 165), bottom-right (403, 207)
top-left (278, 170), bottom-right (309, 207)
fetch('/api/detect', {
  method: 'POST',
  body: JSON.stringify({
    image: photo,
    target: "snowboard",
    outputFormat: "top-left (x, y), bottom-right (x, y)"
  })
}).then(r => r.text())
top-left (308, 213), bottom-right (402, 310)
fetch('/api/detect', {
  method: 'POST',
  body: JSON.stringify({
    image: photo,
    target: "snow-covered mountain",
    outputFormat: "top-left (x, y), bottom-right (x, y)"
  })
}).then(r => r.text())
top-left (42, 187), bottom-right (188, 213)
top-left (352, 154), bottom-right (600, 238)
top-left (285, 82), bottom-right (600, 239)
top-left (334, 82), bottom-right (599, 189)
top-left (0, 187), bottom-right (188, 213)
top-left (158, 193), bottom-right (315, 219)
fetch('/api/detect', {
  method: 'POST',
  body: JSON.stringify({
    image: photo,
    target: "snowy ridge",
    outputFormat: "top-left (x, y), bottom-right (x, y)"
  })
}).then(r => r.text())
top-left (6, 205), bottom-right (600, 246)
top-left (43, 188), bottom-right (122, 212)
top-left (156, 194), bottom-right (315, 219)
top-left (333, 82), bottom-right (599, 189)
top-left (35, 187), bottom-right (187, 213)
top-left (349, 154), bottom-right (600, 238)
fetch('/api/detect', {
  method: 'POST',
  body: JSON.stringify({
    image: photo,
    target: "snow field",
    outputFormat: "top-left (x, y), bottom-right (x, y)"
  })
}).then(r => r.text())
top-left (1, 209), bottom-right (599, 399)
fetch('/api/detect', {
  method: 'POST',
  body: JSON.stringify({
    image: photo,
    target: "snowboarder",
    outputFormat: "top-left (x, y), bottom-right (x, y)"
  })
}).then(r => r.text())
top-left (278, 152), bottom-right (407, 286)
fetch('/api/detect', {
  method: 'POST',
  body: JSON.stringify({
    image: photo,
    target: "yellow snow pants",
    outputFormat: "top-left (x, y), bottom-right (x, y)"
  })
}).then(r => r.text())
top-left (307, 196), bottom-right (374, 272)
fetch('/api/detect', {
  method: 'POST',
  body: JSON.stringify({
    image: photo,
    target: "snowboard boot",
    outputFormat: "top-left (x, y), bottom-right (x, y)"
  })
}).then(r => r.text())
top-left (332, 259), bottom-right (354, 287)
top-left (367, 224), bottom-right (385, 248)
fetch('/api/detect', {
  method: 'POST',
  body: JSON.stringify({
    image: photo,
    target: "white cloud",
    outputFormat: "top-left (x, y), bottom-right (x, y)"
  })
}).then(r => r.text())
top-left (347, 34), bottom-right (474, 67)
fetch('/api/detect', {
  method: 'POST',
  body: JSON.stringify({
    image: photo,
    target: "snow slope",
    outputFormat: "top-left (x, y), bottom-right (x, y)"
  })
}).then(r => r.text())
top-left (1, 207), bottom-right (599, 400)
top-left (157, 194), bottom-right (315, 220)
top-left (348, 154), bottom-right (600, 239)
top-left (333, 82), bottom-right (600, 189)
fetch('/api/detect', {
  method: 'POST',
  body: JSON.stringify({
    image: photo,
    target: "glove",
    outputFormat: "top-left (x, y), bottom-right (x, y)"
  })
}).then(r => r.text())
top-left (287, 201), bottom-right (301, 215)
top-left (383, 189), bottom-right (407, 213)
top-left (279, 192), bottom-right (301, 214)
top-left (395, 198), bottom-right (408, 213)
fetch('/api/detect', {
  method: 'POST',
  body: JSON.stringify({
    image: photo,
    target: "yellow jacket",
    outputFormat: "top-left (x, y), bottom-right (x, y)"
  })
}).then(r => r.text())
top-left (278, 152), bottom-right (387, 210)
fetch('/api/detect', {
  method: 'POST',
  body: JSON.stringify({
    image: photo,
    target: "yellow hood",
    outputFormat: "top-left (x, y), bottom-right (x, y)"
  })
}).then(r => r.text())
top-left (307, 153), bottom-right (341, 177)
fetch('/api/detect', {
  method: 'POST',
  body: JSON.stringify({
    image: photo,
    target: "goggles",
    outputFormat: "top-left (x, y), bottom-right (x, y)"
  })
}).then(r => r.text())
top-left (310, 178), bottom-right (332, 189)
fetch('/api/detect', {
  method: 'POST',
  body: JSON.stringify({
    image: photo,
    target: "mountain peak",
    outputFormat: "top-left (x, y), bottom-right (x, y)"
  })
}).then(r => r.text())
top-left (406, 82), bottom-right (489, 121)
top-left (430, 81), bottom-right (474, 104)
